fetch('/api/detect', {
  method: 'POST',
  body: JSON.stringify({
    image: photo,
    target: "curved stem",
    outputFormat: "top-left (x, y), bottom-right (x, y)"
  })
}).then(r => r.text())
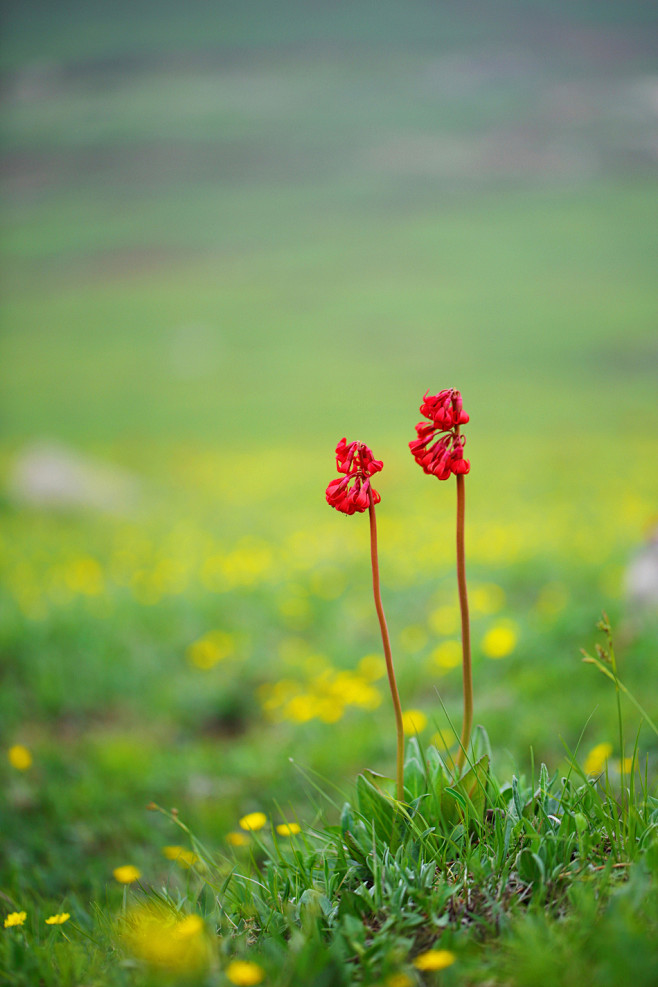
top-left (368, 491), bottom-right (405, 801)
top-left (455, 473), bottom-right (473, 774)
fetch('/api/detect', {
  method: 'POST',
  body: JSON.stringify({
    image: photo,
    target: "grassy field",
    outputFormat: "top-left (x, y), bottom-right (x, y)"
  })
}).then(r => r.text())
top-left (1, 2), bottom-right (657, 984)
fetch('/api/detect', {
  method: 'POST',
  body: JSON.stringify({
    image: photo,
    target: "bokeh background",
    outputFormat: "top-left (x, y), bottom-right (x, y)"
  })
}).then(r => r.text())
top-left (1, 0), bottom-right (657, 900)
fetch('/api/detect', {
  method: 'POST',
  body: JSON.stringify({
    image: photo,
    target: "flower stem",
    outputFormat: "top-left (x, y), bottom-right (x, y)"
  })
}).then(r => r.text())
top-left (455, 472), bottom-right (473, 774)
top-left (368, 491), bottom-right (405, 801)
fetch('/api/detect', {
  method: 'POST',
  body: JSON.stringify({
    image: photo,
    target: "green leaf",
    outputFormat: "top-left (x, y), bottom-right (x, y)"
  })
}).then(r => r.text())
top-left (516, 848), bottom-right (545, 888)
top-left (455, 754), bottom-right (490, 822)
top-left (443, 787), bottom-right (467, 810)
top-left (356, 773), bottom-right (401, 847)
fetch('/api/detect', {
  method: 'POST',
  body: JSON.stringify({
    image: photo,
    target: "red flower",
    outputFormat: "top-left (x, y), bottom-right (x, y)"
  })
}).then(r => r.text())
top-left (326, 438), bottom-right (382, 514)
top-left (410, 388), bottom-right (470, 479)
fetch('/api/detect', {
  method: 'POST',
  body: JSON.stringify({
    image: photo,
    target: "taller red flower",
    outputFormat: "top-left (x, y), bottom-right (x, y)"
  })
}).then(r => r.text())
top-left (326, 438), bottom-right (383, 515)
top-left (410, 388), bottom-right (470, 479)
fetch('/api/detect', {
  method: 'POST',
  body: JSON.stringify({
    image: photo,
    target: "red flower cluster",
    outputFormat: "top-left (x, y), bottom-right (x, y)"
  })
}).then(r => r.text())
top-left (410, 388), bottom-right (470, 479)
top-left (326, 438), bottom-right (383, 515)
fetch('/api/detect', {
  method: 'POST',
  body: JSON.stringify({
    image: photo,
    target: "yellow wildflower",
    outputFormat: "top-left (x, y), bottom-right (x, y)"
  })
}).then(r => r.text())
top-left (239, 812), bottom-right (267, 832)
top-left (430, 639), bottom-right (462, 669)
top-left (227, 831), bottom-right (250, 847)
top-left (386, 974), bottom-right (414, 987)
top-left (399, 625), bottom-right (428, 654)
top-left (412, 948), bottom-right (456, 971)
top-left (584, 742), bottom-right (613, 776)
top-left (276, 823), bottom-right (301, 836)
top-left (45, 913), bottom-right (70, 925)
top-left (481, 621), bottom-right (518, 659)
top-left (226, 959), bottom-right (265, 986)
top-left (186, 630), bottom-right (235, 670)
top-left (65, 556), bottom-right (104, 596)
top-left (162, 846), bottom-right (199, 868)
top-left (113, 865), bottom-right (141, 884)
top-left (123, 906), bottom-right (209, 973)
top-left (401, 709), bottom-right (428, 734)
top-left (8, 745), bottom-right (32, 771)
top-left (431, 727), bottom-right (458, 751)
top-left (470, 583), bottom-right (505, 614)
top-left (429, 605), bottom-right (459, 635)
top-left (4, 911), bottom-right (26, 928)
top-left (358, 654), bottom-right (385, 680)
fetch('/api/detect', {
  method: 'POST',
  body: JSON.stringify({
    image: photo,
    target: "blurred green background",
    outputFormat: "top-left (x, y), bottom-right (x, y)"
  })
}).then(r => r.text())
top-left (1, 0), bottom-right (657, 904)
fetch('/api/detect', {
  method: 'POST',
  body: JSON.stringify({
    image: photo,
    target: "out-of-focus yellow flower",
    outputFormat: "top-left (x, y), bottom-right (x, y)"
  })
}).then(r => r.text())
top-left (162, 846), bottom-right (199, 868)
top-left (431, 727), bottom-right (458, 751)
top-left (8, 744), bottom-right (32, 771)
top-left (186, 630), bottom-right (235, 670)
top-left (123, 907), bottom-right (209, 973)
top-left (239, 812), bottom-right (267, 832)
top-left (45, 913), bottom-right (70, 925)
top-left (276, 823), bottom-right (300, 836)
top-left (584, 742), bottom-right (613, 776)
top-left (283, 694), bottom-right (319, 723)
top-left (65, 556), bottom-right (104, 596)
top-left (399, 625), bottom-right (428, 654)
top-left (412, 948), bottom-right (456, 970)
top-left (113, 865), bottom-right (141, 884)
top-left (4, 911), bottom-right (26, 928)
top-left (430, 639), bottom-right (462, 669)
top-left (222, 540), bottom-right (273, 588)
top-left (225, 959), bottom-right (265, 985)
top-left (429, 605), bottom-right (459, 635)
top-left (315, 698), bottom-right (345, 723)
top-left (481, 621), bottom-right (518, 659)
top-left (330, 670), bottom-right (382, 710)
top-left (385, 974), bottom-right (414, 987)
top-left (401, 709), bottom-right (428, 734)
top-left (358, 654), bottom-right (385, 681)
top-left (471, 583), bottom-right (505, 615)
top-left (227, 831), bottom-right (250, 847)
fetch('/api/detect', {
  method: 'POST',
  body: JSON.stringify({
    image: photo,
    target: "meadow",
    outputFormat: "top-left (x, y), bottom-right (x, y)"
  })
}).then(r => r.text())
top-left (1, 2), bottom-right (658, 984)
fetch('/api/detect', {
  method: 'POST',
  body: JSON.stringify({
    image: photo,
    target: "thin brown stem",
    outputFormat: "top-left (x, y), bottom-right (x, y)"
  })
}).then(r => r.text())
top-left (368, 490), bottom-right (405, 801)
top-left (455, 472), bottom-right (473, 774)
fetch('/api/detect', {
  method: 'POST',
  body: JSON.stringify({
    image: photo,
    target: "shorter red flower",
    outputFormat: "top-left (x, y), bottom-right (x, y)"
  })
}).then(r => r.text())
top-left (410, 388), bottom-right (470, 480)
top-left (326, 438), bottom-right (382, 514)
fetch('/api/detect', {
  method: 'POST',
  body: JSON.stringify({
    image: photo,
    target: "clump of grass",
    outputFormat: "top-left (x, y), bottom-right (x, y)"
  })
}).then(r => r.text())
top-left (117, 691), bottom-right (656, 986)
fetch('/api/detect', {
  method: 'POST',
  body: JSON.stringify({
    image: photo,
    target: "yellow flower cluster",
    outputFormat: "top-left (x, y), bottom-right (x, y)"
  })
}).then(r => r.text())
top-left (584, 742), bottom-right (613, 776)
top-left (186, 629), bottom-right (237, 670)
top-left (4, 912), bottom-right (27, 928)
top-left (3, 437), bottom-right (654, 624)
top-left (122, 907), bottom-right (209, 974)
top-left (162, 846), bottom-right (199, 868)
top-left (4, 910), bottom-right (70, 928)
top-left (259, 658), bottom-right (383, 725)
